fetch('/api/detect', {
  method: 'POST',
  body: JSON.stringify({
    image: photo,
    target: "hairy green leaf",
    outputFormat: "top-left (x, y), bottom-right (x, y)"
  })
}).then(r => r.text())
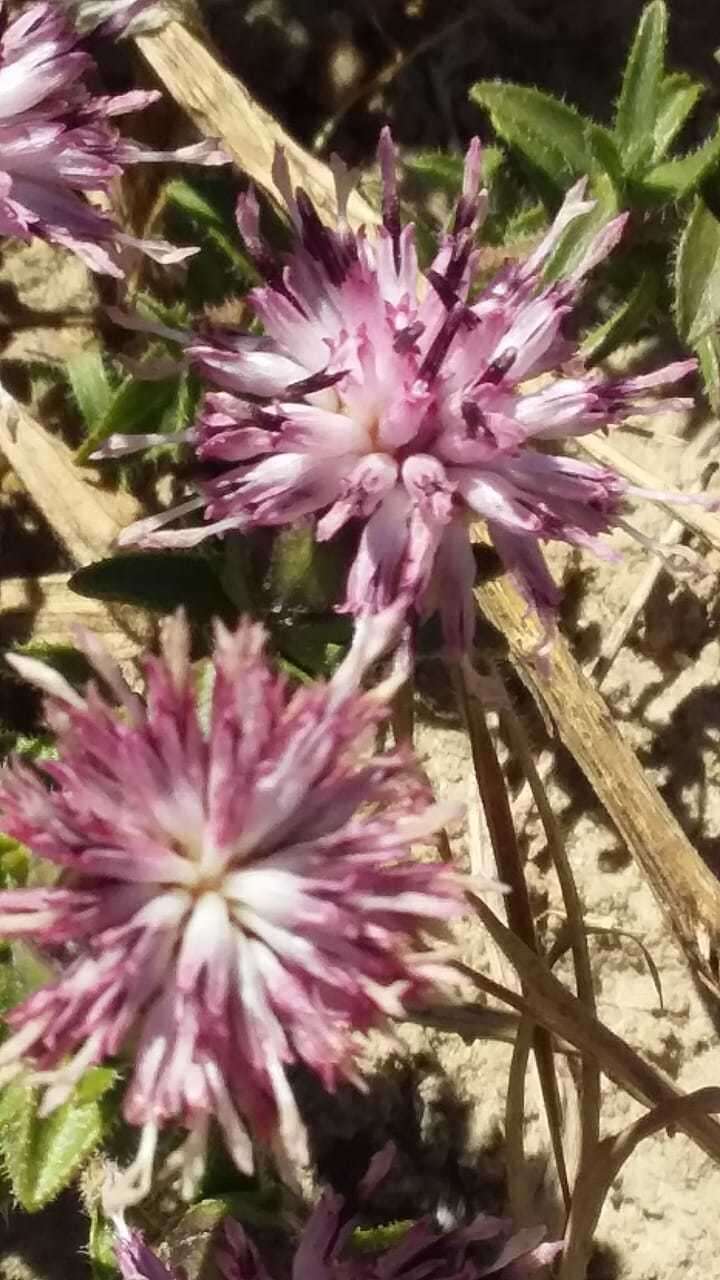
top-left (404, 150), bottom-right (464, 195)
top-left (88, 1207), bottom-right (119, 1280)
top-left (643, 130), bottom-right (720, 198)
top-left (544, 174), bottom-right (619, 280)
top-left (470, 82), bottom-right (601, 187)
top-left (70, 552), bottom-right (234, 620)
top-left (652, 72), bottom-right (702, 163)
top-left (587, 126), bottom-right (625, 194)
top-left (674, 196), bottom-right (720, 343)
top-left (582, 270), bottom-right (659, 363)
top-left (614, 1), bottom-right (667, 171)
top-left (0, 1075), bottom-right (112, 1211)
top-left (696, 331), bottom-right (720, 411)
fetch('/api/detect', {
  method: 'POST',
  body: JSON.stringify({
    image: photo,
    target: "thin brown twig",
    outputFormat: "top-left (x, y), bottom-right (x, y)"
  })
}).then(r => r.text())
top-left (457, 905), bottom-right (720, 1164)
top-left (450, 660), bottom-right (572, 1214)
top-left (491, 663), bottom-right (601, 1254)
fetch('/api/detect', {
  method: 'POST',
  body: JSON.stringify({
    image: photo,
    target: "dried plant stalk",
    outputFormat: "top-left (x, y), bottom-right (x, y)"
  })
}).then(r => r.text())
top-left (493, 675), bottom-right (600, 1240)
top-left (460, 903), bottom-right (720, 1164)
top-left (0, 391), bottom-right (152, 656)
top-left (0, 574), bottom-right (145, 661)
top-left (474, 572), bottom-right (720, 995)
top-left (135, 22), bottom-right (379, 230)
top-left (0, 390), bottom-right (140, 566)
top-left (559, 1087), bottom-right (720, 1280)
top-left (451, 661), bottom-right (571, 1212)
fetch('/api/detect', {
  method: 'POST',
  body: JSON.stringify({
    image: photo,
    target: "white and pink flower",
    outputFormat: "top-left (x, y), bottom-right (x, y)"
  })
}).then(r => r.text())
top-left (0, 1), bottom-right (225, 275)
top-left (110, 130), bottom-right (701, 648)
top-left (0, 609), bottom-right (466, 1205)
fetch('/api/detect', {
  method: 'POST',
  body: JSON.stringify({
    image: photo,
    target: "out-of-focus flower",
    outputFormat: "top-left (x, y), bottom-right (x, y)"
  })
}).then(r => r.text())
top-left (0, 609), bottom-right (467, 1207)
top-left (108, 129), bottom-right (703, 649)
top-left (112, 1147), bottom-right (560, 1280)
top-left (0, 1), bottom-right (226, 275)
top-left (59, 0), bottom-right (167, 36)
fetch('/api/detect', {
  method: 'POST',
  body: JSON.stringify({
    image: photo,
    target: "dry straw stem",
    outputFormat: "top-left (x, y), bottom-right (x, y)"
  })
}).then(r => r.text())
top-left (0, 390), bottom-right (151, 657)
top-left (0, 573), bottom-right (145, 660)
top-left (0, 390), bottom-right (140, 565)
top-left (134, 21), bottom-right (379, 230)
top-left (474, 571), bottom-right (720, 997)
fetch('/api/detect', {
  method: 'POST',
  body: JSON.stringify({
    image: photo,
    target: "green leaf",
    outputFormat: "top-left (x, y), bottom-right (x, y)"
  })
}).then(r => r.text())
top-left (614, 1), bottom-right (667, 171)
top-left (271, 616), bottom-right (352, 679)
top-left (587, 126), bottom-right (625, 194)
top-left (352, 1222), bottom-right (414, 1254)
top-left (268, 526), bottom-right (346, 612)
top-left (643, 129), bottom-right (720, 198)
top-left (652, 72), bottom-right (702, 163)
top-left (404, 150), bottom-right (464, 196)
top-left (696, 331), bottom-right (720, 411)
top-left (0, 1076), bottom-right (111, 1211)
top-left (582, 270), bottom-right (659, 363)
top-left (674, 196), bottom-right (720, 343)
top-left (70, 552), bottom-right (234, 621)
top-left (470, 82), bottom-right (600, 187)
top-left (167, 179), bottom-right (256, 279)
top-left (166, 178), bottom-right (227, 227)
top-left (544, 174), bottom-right (619, 280)
top-left (167, 1193), bottom-right (283, 1279)
top-left (88, 1207), bottom-right (119, 1280)
top-left (74, 368), bottom-right (190, 465)
top-left (66, 353), bottom-right (115, 431)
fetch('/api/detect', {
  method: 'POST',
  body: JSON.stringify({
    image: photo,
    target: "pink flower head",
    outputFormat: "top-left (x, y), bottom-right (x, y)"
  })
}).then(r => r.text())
top-left (111, 130), bottom-right (701, 649)
top-left (113, 1147), bottom-right (560, 1280)
top-left (0, 609), bottom-right (466, 1206)
top-left (0, 1), bottom-right (226, 275)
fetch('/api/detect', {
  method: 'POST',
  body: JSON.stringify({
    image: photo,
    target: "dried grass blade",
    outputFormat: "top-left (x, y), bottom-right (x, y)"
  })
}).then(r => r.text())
top-left (559, 1087), bottom-right (720, 1279)
top-left (0, 573), bottom-right (145, 661)
top-left (493, 669), bottom-right (601, 1236)
top-left (450, 660), bottom-right (572, 1213)
top-left (474, 574), bottom-right (720, 996)
top-left (0, 389), bottom-right (140, 566)
top-left (135, 22), bottom-right (379, 230)
top-left (459, 904), bottom-right (720, 1164)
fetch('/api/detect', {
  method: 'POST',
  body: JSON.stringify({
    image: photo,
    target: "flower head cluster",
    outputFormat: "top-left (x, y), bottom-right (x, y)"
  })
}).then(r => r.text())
top-left (113, 130), bottom-right (698, 649)
top-left (0, 609), bottom-right (466, 1206)
top-left (0, 1), bottom-right (225, 275)
top-left (114, 1146), bottom-right (559, 1280)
